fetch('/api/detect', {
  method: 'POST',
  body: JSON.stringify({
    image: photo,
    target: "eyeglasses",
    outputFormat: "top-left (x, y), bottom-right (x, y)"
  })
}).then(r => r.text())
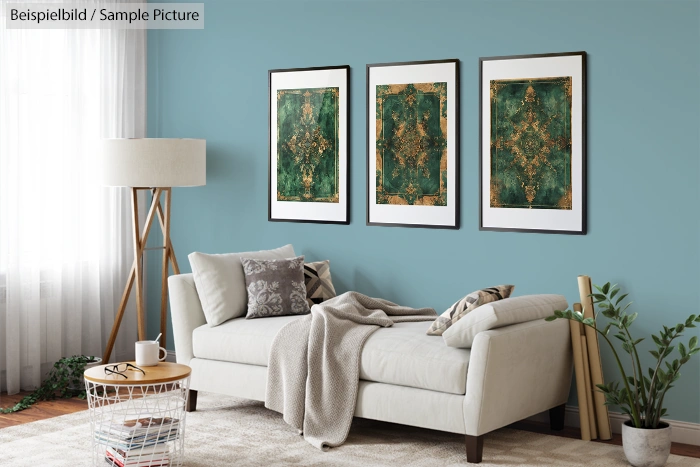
top-left (104, 363), bottom-right (145, 379)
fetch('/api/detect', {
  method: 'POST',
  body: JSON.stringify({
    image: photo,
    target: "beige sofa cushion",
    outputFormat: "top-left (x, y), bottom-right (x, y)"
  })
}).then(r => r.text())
top-left (188, 244), bottom-right (296, 326)
top-left (193, 318), bottom-right (470, 395)
top-left (360, 321), bottom-right (470, 395)
top-left (442, 294), bottom-right (568, 348)
top-left (192, 315), bottom-right (301, 366)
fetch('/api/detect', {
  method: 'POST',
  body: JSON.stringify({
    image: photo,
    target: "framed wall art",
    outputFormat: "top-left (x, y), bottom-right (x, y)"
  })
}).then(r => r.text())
top-left (269, 65), bottom-right (349, 224)
top-left (367, 59), bottom-right (459, 229)
top-left (480, 51), bottom-right (587, 234)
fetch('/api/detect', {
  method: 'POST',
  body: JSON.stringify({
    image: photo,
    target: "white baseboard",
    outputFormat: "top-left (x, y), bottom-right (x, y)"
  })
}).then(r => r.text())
top-left (163, 349), bottom-right (698, 446)
top-left (528, 406), bottom-right (700, 446)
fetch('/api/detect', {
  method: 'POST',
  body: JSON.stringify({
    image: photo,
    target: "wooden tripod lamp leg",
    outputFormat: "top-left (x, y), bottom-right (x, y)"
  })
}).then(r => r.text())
top-left (160, 188), bottom-right (172, 349)
top-left (103, 188), bottom-right (163, 363)
top-left (103, 264), bottom-right (136, 363)
top-left (132, 188), bottom-right (147, 342)
top-left (157, 201), bottom-right (180, 275)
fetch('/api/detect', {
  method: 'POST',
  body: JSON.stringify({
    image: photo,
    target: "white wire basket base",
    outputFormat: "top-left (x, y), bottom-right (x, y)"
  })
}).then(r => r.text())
top-left (85, 377), bottom-right (190, 467)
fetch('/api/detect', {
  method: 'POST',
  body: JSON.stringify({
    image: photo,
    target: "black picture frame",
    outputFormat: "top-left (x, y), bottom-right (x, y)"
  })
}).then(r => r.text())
top-left (366, 59), bottom-right (460, 229)
top-left (479, 51), bottom-right (587, 235)
top-left (268, 65), bottom-right (350, 225)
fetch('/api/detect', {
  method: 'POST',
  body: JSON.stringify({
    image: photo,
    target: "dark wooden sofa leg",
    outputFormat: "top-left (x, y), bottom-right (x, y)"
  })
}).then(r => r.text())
top-left (549, 403), bottom-right (566, 431)
top-left (186, 389), bottom-right (198, 412)
top-left (465, 434), bottom-right (484, 464)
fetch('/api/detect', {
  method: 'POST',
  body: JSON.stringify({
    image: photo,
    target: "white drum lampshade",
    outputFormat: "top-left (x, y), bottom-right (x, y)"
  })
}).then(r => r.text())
top-left (102, 138), bottom-right (206, 187)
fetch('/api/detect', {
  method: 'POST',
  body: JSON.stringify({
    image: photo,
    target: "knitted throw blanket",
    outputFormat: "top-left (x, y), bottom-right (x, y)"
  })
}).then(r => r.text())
top-left (264, 291), bottom-right (437, 450)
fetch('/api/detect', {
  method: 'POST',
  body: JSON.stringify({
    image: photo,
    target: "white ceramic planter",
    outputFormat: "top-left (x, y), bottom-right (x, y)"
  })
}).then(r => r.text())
top-left (622, 421), bottom-right (672, 467)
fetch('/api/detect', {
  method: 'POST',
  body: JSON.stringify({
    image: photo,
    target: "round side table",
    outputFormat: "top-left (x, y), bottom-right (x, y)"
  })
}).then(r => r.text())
top-left (84, 362), bottom-right (191, 467)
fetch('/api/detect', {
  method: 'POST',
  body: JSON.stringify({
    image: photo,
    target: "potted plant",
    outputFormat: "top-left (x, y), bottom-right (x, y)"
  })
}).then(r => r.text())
top-left (546, 282), bottom-right (700, 467)
top-left (1, 355), bottom-right (101, 414)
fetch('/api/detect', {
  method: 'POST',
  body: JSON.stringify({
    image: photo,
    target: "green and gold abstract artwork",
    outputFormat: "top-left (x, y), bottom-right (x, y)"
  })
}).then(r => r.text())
top-left (375, 82), bottom-right (447, 206)
top-left (490, 77), bottom-right (572, 210)
top-left (277, 87), bottom-right (339, 203)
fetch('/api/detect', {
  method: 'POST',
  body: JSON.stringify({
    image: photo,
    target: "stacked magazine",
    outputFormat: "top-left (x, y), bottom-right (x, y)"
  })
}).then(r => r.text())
top-left (97, 417), bottom-right (179, 467)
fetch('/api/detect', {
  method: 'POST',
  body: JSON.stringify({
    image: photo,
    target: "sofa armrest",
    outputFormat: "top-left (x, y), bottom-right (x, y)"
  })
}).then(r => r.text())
top-left (462, 318), bottom-right (572, 436)
top-left (168, 273), bottom-right (207, 365)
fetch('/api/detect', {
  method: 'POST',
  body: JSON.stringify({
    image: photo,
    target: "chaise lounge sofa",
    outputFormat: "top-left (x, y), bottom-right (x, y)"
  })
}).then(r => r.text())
top-left (169, 271), bottom-right (573, 463)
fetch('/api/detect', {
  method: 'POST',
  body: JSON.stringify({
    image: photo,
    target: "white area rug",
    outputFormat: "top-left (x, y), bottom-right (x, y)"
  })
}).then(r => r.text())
top-left (1, 392), bottom-right (698, 466)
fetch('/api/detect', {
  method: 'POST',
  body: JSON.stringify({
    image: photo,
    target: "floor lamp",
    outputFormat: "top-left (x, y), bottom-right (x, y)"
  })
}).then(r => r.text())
top-left (102, 138), bottom-right (206, 363)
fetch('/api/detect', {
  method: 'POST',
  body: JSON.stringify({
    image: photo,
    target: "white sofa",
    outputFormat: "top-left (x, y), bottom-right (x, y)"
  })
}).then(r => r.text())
top-left (169, 273), bottom-right (573, 463)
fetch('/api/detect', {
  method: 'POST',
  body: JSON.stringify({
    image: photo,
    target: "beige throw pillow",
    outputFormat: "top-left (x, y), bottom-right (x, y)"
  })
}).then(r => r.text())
top-left (442, 294), bottom-right (569, 348)
top-left (426, 285), bottom-right (514, 336)
top-left (188, 244), bottom-right (296, 326)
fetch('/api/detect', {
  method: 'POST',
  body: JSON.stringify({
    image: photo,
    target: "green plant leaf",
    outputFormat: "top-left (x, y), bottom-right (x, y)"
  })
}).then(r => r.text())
top-left (663, 346), bottom-right (675, 359)
top-left (689, 336), bottom-right (697, 350)
top-left (650, 350), bottom-right (660, 359)
top-left (679, 342), bottom-right (687, 358)
top-left (615, 293), bottom-right (629, 306)
top-left (676, 324), bottom-right (685, 333)
top-left (621, 315), bottom-right (629, 327)
top-left (545, 316), bottom-right (557, 322)
top-left (601, 308), bottom-right (615, 319)
top-left (602, 283), bottom-right (611, 295)
top-left (618, 386), bottom-right (629, 402)
top-left (554, 310), bottom-right (564, 318)
top-left (610, 288), bottom-right (620, 300)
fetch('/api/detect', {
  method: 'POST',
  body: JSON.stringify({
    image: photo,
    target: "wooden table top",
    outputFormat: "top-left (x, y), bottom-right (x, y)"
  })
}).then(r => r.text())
top-left (83, 361), bottom-right (191, 385)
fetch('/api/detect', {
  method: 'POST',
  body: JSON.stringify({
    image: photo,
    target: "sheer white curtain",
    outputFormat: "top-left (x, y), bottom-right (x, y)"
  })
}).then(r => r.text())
top-left (0, 0), bottom-right (145, 394)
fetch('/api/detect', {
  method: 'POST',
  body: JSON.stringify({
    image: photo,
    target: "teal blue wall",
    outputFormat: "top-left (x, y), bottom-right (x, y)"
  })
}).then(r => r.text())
top-left (147, 0), bottom-right (700, 423)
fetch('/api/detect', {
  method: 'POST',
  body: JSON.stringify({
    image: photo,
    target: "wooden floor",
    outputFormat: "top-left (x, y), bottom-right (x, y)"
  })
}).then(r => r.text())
top-left (0, 391), bottom-right (87, 429)
top-left (1, 391), bottom-right (699, 459)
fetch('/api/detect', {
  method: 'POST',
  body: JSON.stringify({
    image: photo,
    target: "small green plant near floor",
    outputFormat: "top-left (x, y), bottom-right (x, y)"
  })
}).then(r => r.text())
top-left (546, 282), bottom-right (700, 429)
top-left (1, 355), bottom-right (98, 413)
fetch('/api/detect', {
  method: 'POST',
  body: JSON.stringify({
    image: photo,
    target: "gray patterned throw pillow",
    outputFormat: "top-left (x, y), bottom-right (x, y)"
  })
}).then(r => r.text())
top-left (241, 255), bottom-right (310, 319)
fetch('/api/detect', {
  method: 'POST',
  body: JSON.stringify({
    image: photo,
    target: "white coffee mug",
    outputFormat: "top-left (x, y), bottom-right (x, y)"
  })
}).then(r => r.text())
top-left (135, 340), bottom-right (167, 367)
